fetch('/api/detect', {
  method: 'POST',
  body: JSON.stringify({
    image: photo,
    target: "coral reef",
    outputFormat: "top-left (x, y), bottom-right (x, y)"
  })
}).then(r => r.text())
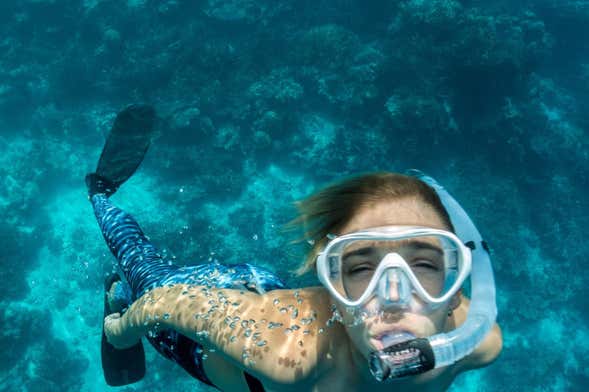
top-left (1, 0), bottom-right (587, 390)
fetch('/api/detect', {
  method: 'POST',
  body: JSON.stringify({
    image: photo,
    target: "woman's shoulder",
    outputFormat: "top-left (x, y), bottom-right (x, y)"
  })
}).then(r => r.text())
top-left (255, 286), bottom-right (349, 384)
top-left (176, 284), bottom-right (344, 386)
top-left (270, 286), bottom-right (331, 304)
top-left (202, 286), bottom-right (337, 391)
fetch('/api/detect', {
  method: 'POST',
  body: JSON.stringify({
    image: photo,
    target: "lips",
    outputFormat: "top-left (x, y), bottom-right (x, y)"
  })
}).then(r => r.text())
top-left (380, 331), bottom-right (416, 346)
top-left (370, 331), bottom-right (416, 351)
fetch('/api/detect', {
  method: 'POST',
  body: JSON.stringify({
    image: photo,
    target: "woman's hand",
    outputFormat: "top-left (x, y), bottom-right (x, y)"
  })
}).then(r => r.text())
top-left (103, 311), bottom-right (143, 349)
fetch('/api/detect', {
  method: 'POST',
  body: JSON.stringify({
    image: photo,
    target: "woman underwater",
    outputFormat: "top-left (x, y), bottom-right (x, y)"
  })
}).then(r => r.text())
top-left (88, 105), bottom-right (502, 391)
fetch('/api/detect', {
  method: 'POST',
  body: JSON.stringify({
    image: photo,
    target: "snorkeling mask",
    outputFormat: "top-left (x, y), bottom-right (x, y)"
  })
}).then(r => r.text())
top-left (315, 171), bottom-right (497, 381)
top-left (317, 226), bottom-right (471, 310)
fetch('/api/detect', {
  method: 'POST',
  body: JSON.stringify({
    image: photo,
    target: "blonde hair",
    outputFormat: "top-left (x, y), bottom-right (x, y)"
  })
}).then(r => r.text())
top-left (287, 172), bottom-right (454, 275)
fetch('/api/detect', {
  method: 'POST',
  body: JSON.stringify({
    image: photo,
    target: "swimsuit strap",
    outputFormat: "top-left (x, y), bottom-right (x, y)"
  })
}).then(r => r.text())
top-left (244, 371), bottom-right (266, 392)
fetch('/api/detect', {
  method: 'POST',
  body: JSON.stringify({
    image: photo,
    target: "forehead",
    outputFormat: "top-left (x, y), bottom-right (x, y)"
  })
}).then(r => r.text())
top-left (339, 197), bottom-right (448, 234)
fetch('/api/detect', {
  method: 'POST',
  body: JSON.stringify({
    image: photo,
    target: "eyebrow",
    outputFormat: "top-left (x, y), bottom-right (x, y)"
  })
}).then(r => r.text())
top-left (342, 241), bottom-right (443, 261)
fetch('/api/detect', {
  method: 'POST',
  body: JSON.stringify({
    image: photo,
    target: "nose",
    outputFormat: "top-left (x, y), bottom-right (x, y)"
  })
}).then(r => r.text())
top-left (385, 269), bottom-right (401, 301)
top-left (378, 268), bottom-right (410, 307)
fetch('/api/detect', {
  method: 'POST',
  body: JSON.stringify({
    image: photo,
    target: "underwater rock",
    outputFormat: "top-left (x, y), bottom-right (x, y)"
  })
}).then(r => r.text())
top-left (384, 92), bottom-right (450, 132)
top-left (292, 24), bottom-right (385, 109)
top-left (296, 24), bottom-right (361, 71)
top-left (204, 0), bottom-right (262, 22)
top-left (248, 68), bottom-right (304, 104)
top-left (379, 1), bottom-right (554, 130)
top-left (171, 106), bottom-right (201, 130)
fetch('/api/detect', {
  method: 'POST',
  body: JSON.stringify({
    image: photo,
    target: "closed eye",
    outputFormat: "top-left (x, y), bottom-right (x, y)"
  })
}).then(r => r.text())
top-left (346, 262), bottom-right (375, 275)
top-left (411, 260), bottom-right (441, 271)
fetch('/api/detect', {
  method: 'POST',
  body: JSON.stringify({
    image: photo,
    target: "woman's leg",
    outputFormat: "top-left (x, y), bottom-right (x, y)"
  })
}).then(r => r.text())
top-left (91, 192), bottom-right (287, 386)
top-left (91, 193), bottom-right (177, 300)
top-left (91, 189), bottom-right (288, 297)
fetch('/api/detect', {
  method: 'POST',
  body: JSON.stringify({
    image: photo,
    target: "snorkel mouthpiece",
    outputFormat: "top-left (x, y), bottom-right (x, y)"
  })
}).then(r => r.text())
top-left (369, 338), bottom-right (435, 382)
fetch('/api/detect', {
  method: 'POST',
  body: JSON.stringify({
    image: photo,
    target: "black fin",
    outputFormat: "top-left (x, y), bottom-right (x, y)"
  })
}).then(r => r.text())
top-left (101, 274), bottom-right (146, 386)
top-left (87, 104), bottom-right (156, 197)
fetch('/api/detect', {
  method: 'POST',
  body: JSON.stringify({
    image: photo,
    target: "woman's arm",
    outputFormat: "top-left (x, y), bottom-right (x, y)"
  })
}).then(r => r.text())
top-left (104, 284), bottom-right (337, 386)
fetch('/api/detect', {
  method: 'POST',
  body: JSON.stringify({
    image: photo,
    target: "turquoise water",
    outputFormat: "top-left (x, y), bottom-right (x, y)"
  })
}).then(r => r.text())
top-left (1, 1), bottom-right (588, 391)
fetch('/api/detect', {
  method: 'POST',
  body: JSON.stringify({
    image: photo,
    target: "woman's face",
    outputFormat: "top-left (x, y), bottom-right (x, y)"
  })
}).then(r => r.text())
top-left (332, 197), bottom-right (458, 360)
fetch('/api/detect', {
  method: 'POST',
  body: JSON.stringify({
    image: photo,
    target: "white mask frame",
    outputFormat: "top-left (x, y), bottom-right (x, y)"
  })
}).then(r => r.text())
top-left (316, 226), bottom-right (472, 309)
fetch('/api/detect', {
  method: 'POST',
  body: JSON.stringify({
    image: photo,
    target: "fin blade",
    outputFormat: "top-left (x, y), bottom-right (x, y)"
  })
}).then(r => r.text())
top-left (96, 104), bottom-right (156, 189)
top-left (101, 274), bottom-right (146, 386)
top-left (101, 333), bottom-right (146, 386)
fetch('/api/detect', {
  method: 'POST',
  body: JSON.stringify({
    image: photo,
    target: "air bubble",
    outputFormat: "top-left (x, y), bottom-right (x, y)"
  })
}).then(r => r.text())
top-left (268, 322), bottom-right (283, 329)
top-left (195, 330), bottom-right (210, 339)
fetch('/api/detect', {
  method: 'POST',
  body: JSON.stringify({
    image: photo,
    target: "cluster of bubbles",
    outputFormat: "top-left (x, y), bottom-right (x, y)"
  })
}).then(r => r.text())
top-left (138, 281), bottom-right (395, 367)
top-left (174, 286), bottom-right (335, 365)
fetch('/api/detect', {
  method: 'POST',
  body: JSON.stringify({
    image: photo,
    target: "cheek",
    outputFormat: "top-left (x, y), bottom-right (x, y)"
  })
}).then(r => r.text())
top-left (336, 305), bottom-right (374, 357)
top-left (427, 306), bottom-right (451, 331)
top-left (345, 323), bottom-right (373, 358)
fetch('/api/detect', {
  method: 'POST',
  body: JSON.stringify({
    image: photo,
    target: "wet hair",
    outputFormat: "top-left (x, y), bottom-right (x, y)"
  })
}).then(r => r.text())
top-left (287, 172), bottom-right (454, 275)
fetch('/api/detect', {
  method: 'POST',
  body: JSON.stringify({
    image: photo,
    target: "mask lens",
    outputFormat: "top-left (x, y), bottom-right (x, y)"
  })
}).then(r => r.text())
top-left (327, 235), bottom-right (462, 302)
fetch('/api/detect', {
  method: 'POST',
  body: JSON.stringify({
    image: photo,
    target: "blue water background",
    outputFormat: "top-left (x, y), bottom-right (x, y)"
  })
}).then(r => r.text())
top-left (0, 1), bottom-right (587, 391)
